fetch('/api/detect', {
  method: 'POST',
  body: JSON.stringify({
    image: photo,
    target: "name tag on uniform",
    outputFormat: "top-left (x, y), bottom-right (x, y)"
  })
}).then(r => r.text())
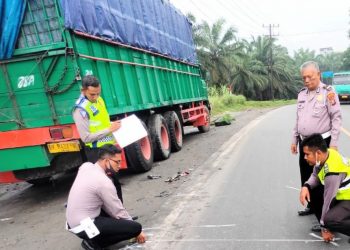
top-left (80, 217), bottom-right (100, 239)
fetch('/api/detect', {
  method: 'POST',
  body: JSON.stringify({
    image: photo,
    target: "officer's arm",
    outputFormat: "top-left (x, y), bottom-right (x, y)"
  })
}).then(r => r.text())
top-left (320, 173), bottom-right (345, 226)
top-left (72, 109), bottom-right (111, 143)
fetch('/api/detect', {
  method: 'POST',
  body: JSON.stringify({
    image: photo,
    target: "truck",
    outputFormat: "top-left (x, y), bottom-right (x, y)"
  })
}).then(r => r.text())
top-left (332, 71), bottom-right (350, 103)
top-left (0, 0), bottom-right (210, 184)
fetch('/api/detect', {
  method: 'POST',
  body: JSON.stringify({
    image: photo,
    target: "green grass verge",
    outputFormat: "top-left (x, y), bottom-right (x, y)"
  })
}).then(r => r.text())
top-left (209, 95), bottom-right (296, 116)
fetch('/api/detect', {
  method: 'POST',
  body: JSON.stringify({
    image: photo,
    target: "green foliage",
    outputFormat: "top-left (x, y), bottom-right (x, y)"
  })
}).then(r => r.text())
top-left (208, 86), bottom-right (246, 115)
top-left (189, 15), bottom-right (350, 102)
top-left (208, 86), bottom-right (295, 115)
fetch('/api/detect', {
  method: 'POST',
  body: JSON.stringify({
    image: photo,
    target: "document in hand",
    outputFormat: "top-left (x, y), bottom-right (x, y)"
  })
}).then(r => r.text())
top-left (112, 115), bottom-right (148, 148)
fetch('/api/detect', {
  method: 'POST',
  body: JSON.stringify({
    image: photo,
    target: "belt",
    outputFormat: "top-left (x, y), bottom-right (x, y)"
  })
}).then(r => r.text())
top-left (299, 131), bottom-right (331, 140)
top-left (65, 221), bottom-right (85, 234)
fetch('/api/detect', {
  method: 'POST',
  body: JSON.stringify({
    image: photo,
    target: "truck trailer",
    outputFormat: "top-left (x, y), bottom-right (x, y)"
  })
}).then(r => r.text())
top-left (0, 0), bottom-right (210, 184)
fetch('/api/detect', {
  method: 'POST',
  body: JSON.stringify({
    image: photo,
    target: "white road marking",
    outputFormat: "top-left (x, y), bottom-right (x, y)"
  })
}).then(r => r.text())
top-left (0, 217), bottom-right (12, 222)
top-left (146, 238), bottom-right (333, 243)
top-left (341, 127), bottom-right (350, 138)
top-left (143, 224), bottom-right (236, 231)
top-left (310, 233), bottom-right (340, 247)
top-left (285, 185), bottom-right (300, 191)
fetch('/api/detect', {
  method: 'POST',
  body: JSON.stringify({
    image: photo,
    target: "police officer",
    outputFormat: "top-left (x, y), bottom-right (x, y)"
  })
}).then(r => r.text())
top-left (73, 75), bottom-right (123, 202)
top-left (291, 61), bottom-right (342, 227)
top-left (66, 144), bottom-right (146, 249)
top-left (300, 134), bottom-right (350, 243)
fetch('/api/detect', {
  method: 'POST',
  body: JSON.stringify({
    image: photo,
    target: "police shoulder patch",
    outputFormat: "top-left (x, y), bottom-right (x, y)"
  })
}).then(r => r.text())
top-left (325, 85), bottom-right (334, 91)
top-left (79, 109), bottom-right (88, 118)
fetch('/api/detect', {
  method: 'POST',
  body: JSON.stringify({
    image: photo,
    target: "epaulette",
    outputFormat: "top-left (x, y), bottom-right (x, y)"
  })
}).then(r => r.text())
top-left (298, 87), bottom-right (307, 93)
top-left (323, 85), bottom-right (333, 91)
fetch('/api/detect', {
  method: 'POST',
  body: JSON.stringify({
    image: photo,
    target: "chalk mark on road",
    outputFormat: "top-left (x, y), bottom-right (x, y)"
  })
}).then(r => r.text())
top-left (285, 185), bottom-right (300, 191)
top-left (310, 233), bottom-right (340, 247)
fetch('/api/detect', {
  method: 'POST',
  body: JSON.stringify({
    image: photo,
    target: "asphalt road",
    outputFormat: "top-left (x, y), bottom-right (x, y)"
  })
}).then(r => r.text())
top-left (143, 104), bottom-right (350, 250)
top-left (2, 105), bottom-right (350, 250)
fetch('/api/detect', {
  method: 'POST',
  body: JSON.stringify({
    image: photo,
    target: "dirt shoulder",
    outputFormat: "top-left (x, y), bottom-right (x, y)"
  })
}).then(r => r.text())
top-left (0, 108), bottom-right (274, 250)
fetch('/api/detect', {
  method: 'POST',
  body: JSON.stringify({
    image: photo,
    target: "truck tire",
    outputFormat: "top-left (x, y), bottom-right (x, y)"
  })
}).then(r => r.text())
top-left (164, 111), bottom-right (183, 152)
top-left (125, 122), bottom-right (154, 173)
top-left (198, 105), bottom-right (211, 133)
top-left (148, 114), bottom-right (171, 160)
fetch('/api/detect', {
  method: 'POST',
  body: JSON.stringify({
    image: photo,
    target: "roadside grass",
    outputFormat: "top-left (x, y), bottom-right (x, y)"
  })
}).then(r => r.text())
top-left (208, 86), bottom-right (296, 116)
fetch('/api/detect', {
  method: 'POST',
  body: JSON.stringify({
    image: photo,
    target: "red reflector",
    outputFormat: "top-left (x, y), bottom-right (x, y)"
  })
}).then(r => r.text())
top-left (49, 128), bottom-right (64, 139)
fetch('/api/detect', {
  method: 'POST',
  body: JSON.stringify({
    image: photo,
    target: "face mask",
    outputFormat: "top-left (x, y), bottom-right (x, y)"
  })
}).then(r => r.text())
top-left (105, 162), bottom-right (117, 176)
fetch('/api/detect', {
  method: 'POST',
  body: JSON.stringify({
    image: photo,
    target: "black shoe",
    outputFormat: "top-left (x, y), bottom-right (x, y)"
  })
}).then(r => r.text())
top-left (81, 239), bottom-right (102, 250)
top-left (311, 224), bottom-right (322, 232)
top-left (132, 216), bottom-right (139, 221)
top-left (298, 207), bottom-right (313, 216)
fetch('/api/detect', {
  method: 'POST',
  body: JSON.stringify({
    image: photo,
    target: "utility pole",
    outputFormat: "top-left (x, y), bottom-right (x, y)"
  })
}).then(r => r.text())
top-left (263, 24), bottom-right (279, 100)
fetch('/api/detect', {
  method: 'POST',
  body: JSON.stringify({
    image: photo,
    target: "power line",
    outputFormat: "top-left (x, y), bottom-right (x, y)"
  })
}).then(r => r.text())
top-left (220, 0), bottom-right (265, 33)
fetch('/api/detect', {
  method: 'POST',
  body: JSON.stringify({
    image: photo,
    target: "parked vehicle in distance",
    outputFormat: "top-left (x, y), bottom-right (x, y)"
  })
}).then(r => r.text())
top-left (333, 71), bottom-right (350, 104)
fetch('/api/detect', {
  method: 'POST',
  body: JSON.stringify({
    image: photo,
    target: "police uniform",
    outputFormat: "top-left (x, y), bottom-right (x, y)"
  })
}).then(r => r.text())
top-left (304, 149), bottom-right (350, 236)
top-left (73, 94), bottom-right (123, 202)
top-left (292, 83), bottom-right (342, 213)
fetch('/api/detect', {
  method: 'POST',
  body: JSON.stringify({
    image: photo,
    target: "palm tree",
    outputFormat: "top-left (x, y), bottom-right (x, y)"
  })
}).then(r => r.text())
top-left (293, 48), bottom-right (317, 69)
top-left (193, 19), bottom-right (239, 86)
top-left (230, 40), bottom-right (268, 100)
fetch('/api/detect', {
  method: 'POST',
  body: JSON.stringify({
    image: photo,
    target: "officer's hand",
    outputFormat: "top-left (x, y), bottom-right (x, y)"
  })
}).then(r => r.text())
top-left (109, 121), bottom-right (121, 132)
top-left (321, 228), bottom-right (334, 242)
top-left (330, 146), bottom-right (338, 151)
top-left (136, 232), bottom-right (146, 244)
top-left (299, 186), bottom-right (310, 206)
top-left (291, 144), bottom-right (298, 154)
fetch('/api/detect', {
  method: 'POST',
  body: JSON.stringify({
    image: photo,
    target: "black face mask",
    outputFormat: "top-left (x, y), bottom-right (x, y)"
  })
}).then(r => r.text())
top-left (105, 162), bottom-right (117, 177)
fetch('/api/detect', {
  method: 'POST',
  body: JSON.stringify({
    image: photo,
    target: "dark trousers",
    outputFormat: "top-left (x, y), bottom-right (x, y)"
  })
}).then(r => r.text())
top-left (76, 215), bottom-right (142, 248)
top-left (299, 136), bottom-right (331, 220)
top-left (85, 147), bottom-right (123, 203)
top-left (324, 200), bottom-right (350, 237)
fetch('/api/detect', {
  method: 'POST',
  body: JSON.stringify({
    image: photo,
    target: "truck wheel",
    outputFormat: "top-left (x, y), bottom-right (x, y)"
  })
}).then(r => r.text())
top-left (198, 105), bottom-right (211, 133)
top-left (125, 122), bottom-right (154, 173)
top-left (148, 114), bottom-right (171, 160)
top-left (164, 111), bottom-right (183, 152)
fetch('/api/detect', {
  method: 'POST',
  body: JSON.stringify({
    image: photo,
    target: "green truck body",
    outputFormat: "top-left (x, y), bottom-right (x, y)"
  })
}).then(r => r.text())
top-left (0, 0), bottom-right (210, 183)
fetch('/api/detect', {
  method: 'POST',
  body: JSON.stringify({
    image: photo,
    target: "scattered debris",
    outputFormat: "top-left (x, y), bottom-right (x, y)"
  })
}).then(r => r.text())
top-left (165, 171), bottom-right (190, 183)
top-left (147, 175), bottom-right (162, 180)
top-left (155, 191), bottom-right (170, 198)
top-left (214, 114), bottom-right (234, 126)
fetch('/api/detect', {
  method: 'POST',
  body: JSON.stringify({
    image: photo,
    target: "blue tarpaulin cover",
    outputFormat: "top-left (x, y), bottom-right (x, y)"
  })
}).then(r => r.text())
top-left (60, 0), bottom-right (197, 64)
top-left (0, 0), bottom-right (26, 60)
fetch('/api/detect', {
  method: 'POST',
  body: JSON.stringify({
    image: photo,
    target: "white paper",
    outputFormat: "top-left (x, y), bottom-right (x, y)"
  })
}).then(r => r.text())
top-left (80, 217), bottom-right (100, 239)
top-left (113, 114), bottom-right (148, 148)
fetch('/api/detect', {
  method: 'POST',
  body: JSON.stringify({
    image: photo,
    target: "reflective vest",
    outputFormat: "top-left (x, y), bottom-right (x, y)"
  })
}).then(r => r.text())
top-left (74, 95), bottom-right (116, 148)
top-left (318, 149), bottom-right (350, 200)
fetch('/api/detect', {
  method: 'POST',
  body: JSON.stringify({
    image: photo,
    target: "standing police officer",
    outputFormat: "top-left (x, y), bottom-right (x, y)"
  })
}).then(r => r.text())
top-left (291, 61), bottom-right (342, 228)
top-left (73, 75), bottom-right (123, 202)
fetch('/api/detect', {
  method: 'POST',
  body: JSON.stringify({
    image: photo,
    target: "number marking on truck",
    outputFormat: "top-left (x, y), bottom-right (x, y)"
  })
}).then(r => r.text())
top-left (18, 75), bottom-right (35, 88)
top-left (47, 141), bottom-right (80, 153)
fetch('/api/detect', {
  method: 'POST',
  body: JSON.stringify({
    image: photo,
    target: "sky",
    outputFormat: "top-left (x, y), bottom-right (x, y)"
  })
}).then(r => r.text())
top-left (170, 0), bottom-right (350, 55)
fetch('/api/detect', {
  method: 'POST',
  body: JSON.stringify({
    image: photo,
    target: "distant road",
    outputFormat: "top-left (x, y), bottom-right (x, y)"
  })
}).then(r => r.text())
top-left (146, 105), bottom-right (350, 250)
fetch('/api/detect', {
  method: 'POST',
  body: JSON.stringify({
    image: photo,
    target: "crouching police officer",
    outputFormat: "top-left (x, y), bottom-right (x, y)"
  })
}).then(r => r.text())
top-left (300, 134), bottom-right (350, 243)
top-left (66, 144), bottom-right (146, 249)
